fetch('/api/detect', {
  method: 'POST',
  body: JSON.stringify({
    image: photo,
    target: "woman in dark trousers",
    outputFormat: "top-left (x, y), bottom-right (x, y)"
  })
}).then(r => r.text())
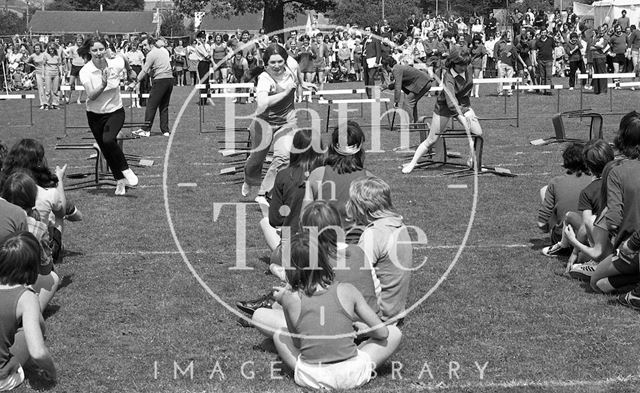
top-left (194, 31), bottom-right (211, 105)
top-left (78, 36), bottom-right (139, 196)
top-left (132, 37), bottom-right (174, 137)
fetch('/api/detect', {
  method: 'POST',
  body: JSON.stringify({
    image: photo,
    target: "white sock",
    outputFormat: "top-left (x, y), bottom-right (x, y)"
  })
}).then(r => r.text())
top-left (122, 169), bottom-right (138, 187)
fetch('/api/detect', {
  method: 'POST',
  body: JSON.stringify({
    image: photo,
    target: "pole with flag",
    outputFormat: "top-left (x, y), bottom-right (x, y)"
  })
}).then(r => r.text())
top-left (305, 13), bottom-right (312, 36)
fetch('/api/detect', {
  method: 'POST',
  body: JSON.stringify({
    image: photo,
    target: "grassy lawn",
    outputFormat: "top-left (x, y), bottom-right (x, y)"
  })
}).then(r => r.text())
top-left (2, 81), bottom-right (640, 392)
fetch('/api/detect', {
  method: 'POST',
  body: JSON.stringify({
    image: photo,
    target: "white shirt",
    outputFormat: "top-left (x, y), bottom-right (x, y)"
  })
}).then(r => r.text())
top-left (79, 55), bottom-right (125, 114)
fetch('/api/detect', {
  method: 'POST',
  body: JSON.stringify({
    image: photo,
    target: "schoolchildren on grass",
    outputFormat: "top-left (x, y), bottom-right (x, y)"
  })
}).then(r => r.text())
top-left (347, 176), bottom-right (413, 323)
top-left (0, 232), bottom-right (57, 390)
top-left (271, 232), bottom-right (401, 390)
top-left (537, 142), bottom-right (592, 255)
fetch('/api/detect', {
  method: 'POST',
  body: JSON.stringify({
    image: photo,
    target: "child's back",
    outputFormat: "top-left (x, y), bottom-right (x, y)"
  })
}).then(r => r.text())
top-left (539, 172), bottom-right (592, 237)
top-left (0, 286), bottom-right (28, 380)
top-left (287, 283), bottom-right (357, 364)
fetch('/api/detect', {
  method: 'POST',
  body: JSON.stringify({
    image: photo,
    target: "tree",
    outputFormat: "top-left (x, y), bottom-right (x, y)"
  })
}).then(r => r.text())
top-left (0, 10), bottom-right (25, 35)
top-left (174, 0), bottom-right (335, 34)
top-left (46, 0), bottom-right (144, 11)
top-left (328, 0), bottom-right (420, 32)
top-left (160, 11), bottom-right (187, 36)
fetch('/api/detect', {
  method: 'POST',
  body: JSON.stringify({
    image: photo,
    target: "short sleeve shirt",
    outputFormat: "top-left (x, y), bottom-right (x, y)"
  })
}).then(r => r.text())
top-left (80, 55), bottom-right (125, 114)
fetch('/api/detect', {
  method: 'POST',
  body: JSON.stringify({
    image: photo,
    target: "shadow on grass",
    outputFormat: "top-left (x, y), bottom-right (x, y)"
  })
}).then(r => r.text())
top-left (85, 188), bottom-right (139, 198)
top-left (529, 237), bottom-right (549, 251)
top-left (58, 274), bottom-right (73, 291)
top-left (42, 305), bottom-right (60, 320)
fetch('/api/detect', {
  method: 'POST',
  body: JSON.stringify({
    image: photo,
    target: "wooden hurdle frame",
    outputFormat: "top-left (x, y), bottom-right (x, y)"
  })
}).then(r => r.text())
top-left (0, 93), bottom-right (34, 127)
top-left (578, 72), bottom-right (636, 113)
top-left (60, 85), bottom-right (149, 138)
top-left (195, 82), bottom-right (256, 133)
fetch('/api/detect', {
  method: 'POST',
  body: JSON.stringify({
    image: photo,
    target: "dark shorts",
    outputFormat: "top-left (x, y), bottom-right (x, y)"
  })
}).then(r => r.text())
top-left (70, 65), bottom-right (83, 77)
top-left (612, 253), bottom-right (640, 274)
top-left (615, 54), bottom-right (627, 66)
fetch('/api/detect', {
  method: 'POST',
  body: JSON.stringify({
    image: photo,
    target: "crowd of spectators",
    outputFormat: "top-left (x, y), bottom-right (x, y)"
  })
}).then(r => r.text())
top-left (2, 6), bottom-right (640, 101)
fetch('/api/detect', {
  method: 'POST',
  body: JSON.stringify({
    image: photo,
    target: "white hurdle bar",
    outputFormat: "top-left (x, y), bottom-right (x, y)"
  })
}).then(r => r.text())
top-left (195, 83), bottom-right (256, 133)
top-left (302, 88), bottom-right (368, 115)
top-left (0, 93), bottom-right (35, 126)
top-left (577, 72), bottom-right (636, 112)
top-left (60, 85), bottom-right (148, 134)
top-left (317, 97), bottom-right (392, 133)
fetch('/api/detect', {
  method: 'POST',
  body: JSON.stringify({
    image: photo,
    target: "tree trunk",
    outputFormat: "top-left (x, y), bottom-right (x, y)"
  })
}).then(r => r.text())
top-left (262, 0), bottom-right (284, 40)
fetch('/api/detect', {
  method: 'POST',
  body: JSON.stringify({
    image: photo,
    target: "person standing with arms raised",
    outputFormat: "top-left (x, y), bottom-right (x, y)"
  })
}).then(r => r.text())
top-left (132, 37), bottom-right (174, 137)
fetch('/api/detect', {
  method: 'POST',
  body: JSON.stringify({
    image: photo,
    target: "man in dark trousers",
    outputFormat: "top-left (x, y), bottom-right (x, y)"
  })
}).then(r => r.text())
top-left (407, 13), bottom-right (418, 35)
top-left (383, 56), bottom-right (433, 122)
top-left (533, 29), bottom-right (555, 95)
top-left (133, 37), bottom-right (174, 137)
top-left (362, 26), bottom-right (381, 98)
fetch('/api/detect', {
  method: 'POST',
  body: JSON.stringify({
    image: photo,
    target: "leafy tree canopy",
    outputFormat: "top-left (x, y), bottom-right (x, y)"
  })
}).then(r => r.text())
top-left (0, 10), bottom-right (25, 35)
top-left (46, 0), bottom-right (145, 11)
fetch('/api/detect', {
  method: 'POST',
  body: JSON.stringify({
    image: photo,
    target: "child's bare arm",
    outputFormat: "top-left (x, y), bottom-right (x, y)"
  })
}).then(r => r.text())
top-left (17, 291), bottom-right (56, 382)
top-left (343, 283), bottom-right (388, 340)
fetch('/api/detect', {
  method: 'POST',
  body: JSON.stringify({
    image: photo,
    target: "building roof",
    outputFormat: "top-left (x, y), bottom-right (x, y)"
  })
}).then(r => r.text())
top-left (29, 11), bottom-right (157, 34)
top-left (199, 12), bottom-right (329, 33)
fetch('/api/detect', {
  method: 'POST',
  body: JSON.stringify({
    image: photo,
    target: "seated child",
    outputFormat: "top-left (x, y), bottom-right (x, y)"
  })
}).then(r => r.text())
top-left (347, 176), bottom-right (413, 322)
top-left (1, 171), bottom-right (60, 311)
top-left (271, 232), bottom-right (401, 390)
top-left (538, 142), bottom-right (592, 255)
top-left (0, 232), bottom-right (57, 390)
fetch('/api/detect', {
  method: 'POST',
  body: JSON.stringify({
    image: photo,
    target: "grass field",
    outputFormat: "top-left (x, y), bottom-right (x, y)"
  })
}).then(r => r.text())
top-left (2, 81), bottom-right (640, 392)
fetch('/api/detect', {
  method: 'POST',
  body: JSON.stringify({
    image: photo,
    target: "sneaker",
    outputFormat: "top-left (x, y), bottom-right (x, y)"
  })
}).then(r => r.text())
top-left (617, 290), bottom-right (640, 310)
top-left (163, 132), bottom-right (170, 137)
top-left (64, 206), bottom-right (83, 222)
top-left (497, 91), bottom-right (504, 96)
top-left (115, 179), bottom-right (126, 196)
top-left (255, 195), bottom-right (269, 207)
top-left (569, 260), bottom-right (598, 280)
top-left (236, 292), bottom-right (275, 316)
top-left (50, 105), bottom-right (59, 110)
top-left (39, 105), bottom-right (46, 110)
top-left (132, 129), bottom-right (150, 137)
top-left (507, 91), bottom-right (513, 96)
top-left (569, 87), bottom-right (574, 91)
top-left (121, 169), bottom-right (138, 187)
top-left (76, 99), bottom-right (82, 105)
top-left (241, 182), bottom-right (252, 197)
top-left (541, 243), bottom-right (570, 257)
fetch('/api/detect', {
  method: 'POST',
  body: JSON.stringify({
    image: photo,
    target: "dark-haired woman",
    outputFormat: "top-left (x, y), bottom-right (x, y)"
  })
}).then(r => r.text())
top-left (402, 51), bottom-right (483, 173)
top-left (78, 37), bottom-right (139, 196)
top-left (302, 120), bottom-right (372, 242)
top-left (194, 31), bottom-right (211, 105)
top-left (242, 44), bottom-right (316, 204)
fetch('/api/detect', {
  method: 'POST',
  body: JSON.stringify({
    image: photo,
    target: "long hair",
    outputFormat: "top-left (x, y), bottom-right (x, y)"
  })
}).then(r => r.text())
top-left (0, 138), bottom-right (57, 189)
top-left (346, 176), bottom-right (401, 226)
top-left (614, 111), bottom-right (640, 159)
top-left (300, 201), bottom-right (342, 259)
top-left (324, 120), bottom-right (365, 175)
top-left (285, 232), bottom-right (334, 297)
top-left (77, 36), bottom-right (109, 62)
top-left (289, 128), bottom-right (325, 175)
top-left (0, 232), bottom-right (40, 286)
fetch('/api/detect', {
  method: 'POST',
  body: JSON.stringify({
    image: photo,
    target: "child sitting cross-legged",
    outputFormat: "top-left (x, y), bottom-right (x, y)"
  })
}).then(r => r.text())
top-left (347, 176), bottom-right (413, 323)
top-left (538, 142), bottom-right (593, 256)
top-left (269, 231), bottom-right (402, 390)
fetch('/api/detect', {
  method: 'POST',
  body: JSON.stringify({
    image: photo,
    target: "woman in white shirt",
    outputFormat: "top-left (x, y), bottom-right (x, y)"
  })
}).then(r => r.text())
top-left (27, 43), bottom-right (47, 109)
top-left (78, 37), bottom-right (139, 196)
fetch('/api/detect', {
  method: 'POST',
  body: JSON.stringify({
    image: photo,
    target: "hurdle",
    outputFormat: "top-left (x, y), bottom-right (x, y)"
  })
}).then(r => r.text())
top-left (516, 84), bottom-right (565, 112)
top-left (195, 83), bottom-right (256, 133)
top-left (530, 109), bottom-right (603, 146)
top-left (55, 143), bottom-right (115, 190)
top-left (60, 85), bottom-right (149, 138)
top-left (395, 116), bottom-right (515, 177)
top-left (473, 77), bottom-right (522, 126)
top-left (0, 93), bottom-right (34, 127)
top-left (318, 96), bottom-right (392, 133)
top-left (302, 88), bottom-right (368, 115)
top-left (578, 73), bottom-right (635, 112)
